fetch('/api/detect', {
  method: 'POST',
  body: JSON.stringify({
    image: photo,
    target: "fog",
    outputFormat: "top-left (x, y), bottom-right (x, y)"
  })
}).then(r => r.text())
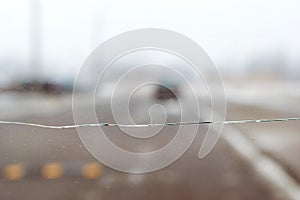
top-left (0, 0), bottom-right (300, 84)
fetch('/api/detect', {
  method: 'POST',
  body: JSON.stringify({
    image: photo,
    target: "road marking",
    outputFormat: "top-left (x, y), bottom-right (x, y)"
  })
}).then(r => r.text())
top-left (3, 164), bottom-right (25, 181)
top-left (221, 125), bottom-right (300, 200)
top-left (1, 162), bottom-right (103, 180)
top-left (41, 162), bottom-right (63, 179)
top-left (82, 162), bottom-right (102, 179)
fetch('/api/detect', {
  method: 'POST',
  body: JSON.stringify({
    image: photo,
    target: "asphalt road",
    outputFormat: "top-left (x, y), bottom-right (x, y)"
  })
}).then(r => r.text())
top-left (0, 94), bottom-right (290, 200)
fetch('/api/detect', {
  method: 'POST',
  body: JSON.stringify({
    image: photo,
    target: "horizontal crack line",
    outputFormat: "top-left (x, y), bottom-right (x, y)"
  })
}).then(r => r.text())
top-left (0, 117), bottom-right (299, 129)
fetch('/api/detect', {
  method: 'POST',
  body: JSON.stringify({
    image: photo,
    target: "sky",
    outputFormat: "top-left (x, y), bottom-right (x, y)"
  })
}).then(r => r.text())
top-left (0, 0), bottom-right (300, 83)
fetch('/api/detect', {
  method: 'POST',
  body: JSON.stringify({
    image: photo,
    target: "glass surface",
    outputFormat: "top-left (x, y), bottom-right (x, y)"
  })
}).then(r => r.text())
top-left (1, 1), bottom-right (300, 199)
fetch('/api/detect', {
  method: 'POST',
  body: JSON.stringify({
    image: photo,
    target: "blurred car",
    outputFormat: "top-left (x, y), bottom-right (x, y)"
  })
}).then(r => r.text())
top-left (154, 79), bottom-right (181, 100)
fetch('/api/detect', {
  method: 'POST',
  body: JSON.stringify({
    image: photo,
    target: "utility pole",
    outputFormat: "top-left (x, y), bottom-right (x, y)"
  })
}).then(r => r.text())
top-left (29, 0), bottom-right (42, 82)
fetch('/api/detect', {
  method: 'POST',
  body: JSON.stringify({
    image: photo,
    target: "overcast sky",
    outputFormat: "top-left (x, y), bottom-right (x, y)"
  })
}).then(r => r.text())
top-left (0, 0), bottom-right (300, 83)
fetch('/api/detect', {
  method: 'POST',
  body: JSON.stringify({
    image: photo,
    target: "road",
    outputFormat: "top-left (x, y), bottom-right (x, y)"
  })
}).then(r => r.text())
top-left (0, 92), bottom-right (298, 200)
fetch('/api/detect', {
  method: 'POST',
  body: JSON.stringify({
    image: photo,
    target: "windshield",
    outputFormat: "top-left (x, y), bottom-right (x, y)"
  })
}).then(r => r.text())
top-left (1, 1), bottom-right (300, 200)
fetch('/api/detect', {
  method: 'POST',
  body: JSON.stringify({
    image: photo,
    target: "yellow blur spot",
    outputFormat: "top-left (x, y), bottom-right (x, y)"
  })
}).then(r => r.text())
top-left (41, 162), bottom-right (63, 179)
top-left (3, 164), bottom-right (25, 181)
top-left (82, 162), bottom-right (102, 179)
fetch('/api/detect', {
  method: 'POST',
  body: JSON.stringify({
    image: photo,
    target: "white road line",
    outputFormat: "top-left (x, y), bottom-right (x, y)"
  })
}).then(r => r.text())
top-left (221, 125), bottom-right (300, 200)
